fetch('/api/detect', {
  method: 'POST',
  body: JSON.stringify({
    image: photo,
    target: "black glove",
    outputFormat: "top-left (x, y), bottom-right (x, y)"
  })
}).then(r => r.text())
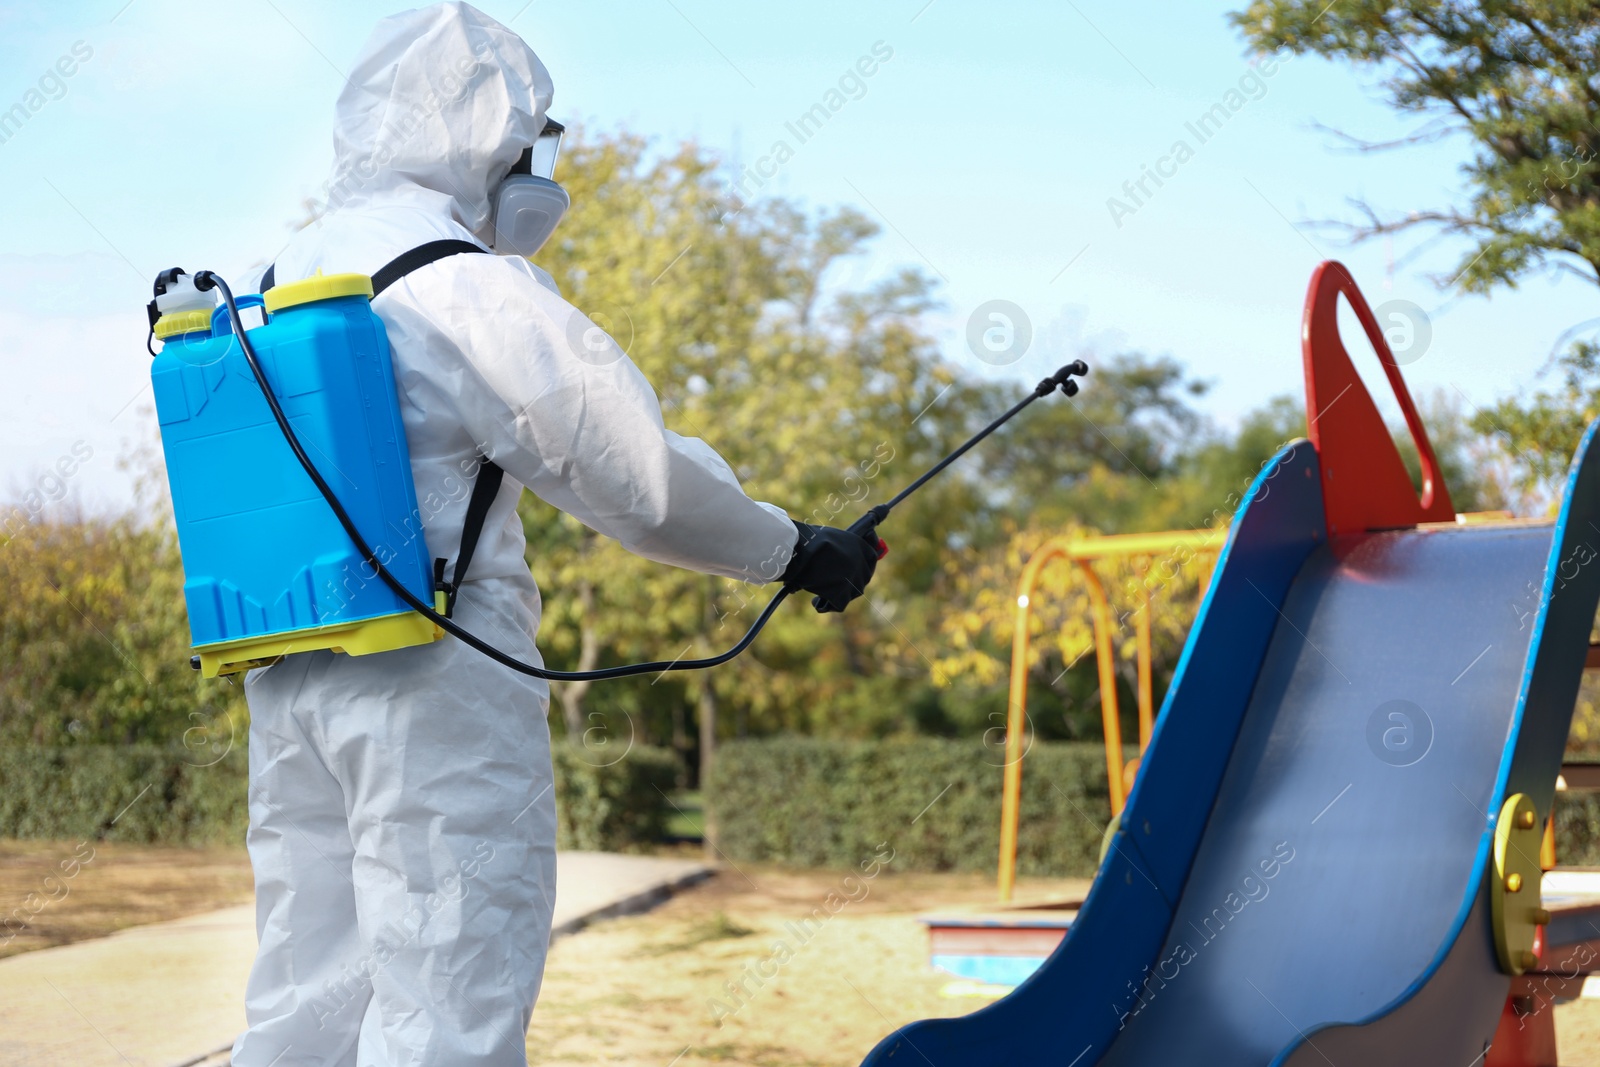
top-left (782, 520), bottom-right (883, 613)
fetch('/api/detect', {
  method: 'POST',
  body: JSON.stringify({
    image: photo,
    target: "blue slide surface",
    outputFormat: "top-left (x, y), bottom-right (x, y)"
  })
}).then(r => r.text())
top-left (859, 421), bottom-right (1600, 1066)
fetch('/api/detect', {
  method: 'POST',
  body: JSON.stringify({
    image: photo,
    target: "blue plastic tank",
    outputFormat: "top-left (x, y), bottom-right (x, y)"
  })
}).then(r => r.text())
top-left (151, 272), bottom-right (440, 676)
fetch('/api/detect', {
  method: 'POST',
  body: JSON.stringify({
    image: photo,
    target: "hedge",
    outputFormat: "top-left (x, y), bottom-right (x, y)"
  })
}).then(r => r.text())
top-left (0, 745), bottom-right (250, 845)
top-left (706, 738), bottom-right (1600, 876)
top-left (4, 740), bottom-right (1596, 869)
top-left (706, 738), bottom-right (1128, 877)
top-left (1554, 790), bottom-right (1600, 865)
top-left (550, 743), bottom-right (681, 852)
top-left (0, 742), bottom-right (681, 853)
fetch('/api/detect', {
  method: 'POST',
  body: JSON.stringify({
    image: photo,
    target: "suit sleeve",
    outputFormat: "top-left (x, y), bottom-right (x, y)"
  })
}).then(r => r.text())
top-left (390, 256), bottom-right (798, 583)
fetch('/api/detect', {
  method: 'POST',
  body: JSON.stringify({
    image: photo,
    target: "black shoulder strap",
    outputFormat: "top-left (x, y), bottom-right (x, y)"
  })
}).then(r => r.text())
top-left (259, 237), bottom-right (499, 616)
top-left (372, 239), bottom-right (488, 296)
top-left (368, 240), bottom-right (499, 615)
top-left (442, 460), bottom-right (505, 616)
top-left (258, 237), bottom-right (487, 298)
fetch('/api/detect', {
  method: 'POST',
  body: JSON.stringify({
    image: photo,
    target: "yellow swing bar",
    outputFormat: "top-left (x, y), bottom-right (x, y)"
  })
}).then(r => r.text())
top-left (996, 527), bottom-right (1226, 903)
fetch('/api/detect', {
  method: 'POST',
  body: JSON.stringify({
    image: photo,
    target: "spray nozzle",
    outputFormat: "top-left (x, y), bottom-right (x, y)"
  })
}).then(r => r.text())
top-left (1034, 360), bottom-right (1090, 398)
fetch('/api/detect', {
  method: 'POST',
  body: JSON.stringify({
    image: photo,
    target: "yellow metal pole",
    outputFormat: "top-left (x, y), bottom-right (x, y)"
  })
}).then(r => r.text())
top-left (996, 527), bottom-right (1225, 900)
top-left (1136, 573), bottom-right (1153, 752)
top-left (997, 576), bottom-right (1033, 905)
top-left (1063, 528), bottom-right (1226, 560)
top-left (998, 541), bottom-right (1067, 903)
top-left (1078, 560), bottom-right (1126, 817)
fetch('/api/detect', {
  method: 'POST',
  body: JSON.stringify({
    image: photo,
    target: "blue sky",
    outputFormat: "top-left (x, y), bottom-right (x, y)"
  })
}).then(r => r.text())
top-left (1, 0), bottom-right (1593, 512)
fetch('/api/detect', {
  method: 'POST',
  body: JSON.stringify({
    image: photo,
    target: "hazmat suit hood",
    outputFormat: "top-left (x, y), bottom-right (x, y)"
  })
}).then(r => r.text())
top-left (329, 2), bottom-right (553, 238)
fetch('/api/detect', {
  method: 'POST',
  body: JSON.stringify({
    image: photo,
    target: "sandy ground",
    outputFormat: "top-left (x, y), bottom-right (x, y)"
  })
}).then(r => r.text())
top-left (3, 841), bottom-right (1598, 1065)
top-left (526, 866), bottom-right (1084, 1066)
top-left (1557, 999), bottom-right (1600, 1065)
top-left (527, 865), bottom-right (1600, 1067)
top-left (0, 839), bottom-right (253, 958)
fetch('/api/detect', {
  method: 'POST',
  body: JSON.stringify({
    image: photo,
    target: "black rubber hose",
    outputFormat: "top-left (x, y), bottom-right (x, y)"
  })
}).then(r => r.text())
top-left (195, 271), bottom-right (789, 681)
top-left (189, 271), bottom-right (1086, 681)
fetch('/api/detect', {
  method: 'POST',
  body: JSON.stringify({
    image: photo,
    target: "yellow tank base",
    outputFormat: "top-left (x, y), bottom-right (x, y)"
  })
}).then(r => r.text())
top-left (195, 610), bottom-right (444, 678)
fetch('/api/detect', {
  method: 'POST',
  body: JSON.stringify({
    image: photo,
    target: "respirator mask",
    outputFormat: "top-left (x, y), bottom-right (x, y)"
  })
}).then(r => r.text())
top-left (491, 118), bottom-right (568, 258)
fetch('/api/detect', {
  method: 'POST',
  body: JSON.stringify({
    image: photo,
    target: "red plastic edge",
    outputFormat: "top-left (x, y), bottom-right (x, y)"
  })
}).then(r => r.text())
top-left (1301, 261), bottom-right (1455, 536)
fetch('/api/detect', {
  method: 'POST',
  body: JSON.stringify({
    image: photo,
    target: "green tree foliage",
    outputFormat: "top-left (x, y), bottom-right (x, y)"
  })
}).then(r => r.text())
top-left (1233, 1), bottom-right (1600, 291)
top-left (0, 514), bottom-right (241, 750)
top-left (978, 354), bottom-right (1213, 533)
top-left (1397, 389), bottom-right (1506, 512)
top-left (523, 132), bottom-right (996, 766)
top-left (1232, 2), bottom-right (1594, 503)
top-left (0, 127), bottom-right (1504, 781)
top-left (1473, 345), bottom-right (1600, 504)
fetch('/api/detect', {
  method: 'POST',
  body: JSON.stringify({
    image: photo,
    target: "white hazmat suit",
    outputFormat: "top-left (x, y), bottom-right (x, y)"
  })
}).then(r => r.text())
top-left (233, 5), bottom-right (799, 1066)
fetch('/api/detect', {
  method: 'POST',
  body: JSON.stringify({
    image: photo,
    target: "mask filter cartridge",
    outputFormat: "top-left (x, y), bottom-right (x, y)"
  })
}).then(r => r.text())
top-left (491, 176), bottom-right (569, 257)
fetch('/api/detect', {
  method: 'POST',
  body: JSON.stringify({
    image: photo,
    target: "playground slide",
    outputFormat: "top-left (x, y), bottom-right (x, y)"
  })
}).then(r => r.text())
top-left (1101, 511), bottom-right (1571, 1063)
top-left (859, 263), bottom-right (1600, 1065)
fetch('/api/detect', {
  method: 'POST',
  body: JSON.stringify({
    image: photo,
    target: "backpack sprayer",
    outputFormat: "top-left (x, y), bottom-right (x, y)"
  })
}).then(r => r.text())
top-left (148, 262), bottom-right (1086, 682)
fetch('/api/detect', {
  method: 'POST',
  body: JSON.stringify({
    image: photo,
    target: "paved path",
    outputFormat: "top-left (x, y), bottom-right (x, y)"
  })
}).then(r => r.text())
top-left (0, 851), bottom-right (708, 1067)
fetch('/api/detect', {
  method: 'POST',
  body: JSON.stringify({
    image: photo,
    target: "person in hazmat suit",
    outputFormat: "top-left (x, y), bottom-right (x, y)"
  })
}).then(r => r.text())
top-left (231, 5), bottom-right (880, 1065)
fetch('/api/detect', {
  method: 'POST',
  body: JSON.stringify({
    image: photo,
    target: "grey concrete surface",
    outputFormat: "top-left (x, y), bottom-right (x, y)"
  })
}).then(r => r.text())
top-left (0, 851), bottom-right (709, 1067)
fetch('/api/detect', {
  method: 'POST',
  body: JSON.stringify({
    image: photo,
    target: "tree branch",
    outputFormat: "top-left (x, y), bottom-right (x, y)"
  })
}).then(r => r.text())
top-left (1308, 116), bottom-right (1459, 153)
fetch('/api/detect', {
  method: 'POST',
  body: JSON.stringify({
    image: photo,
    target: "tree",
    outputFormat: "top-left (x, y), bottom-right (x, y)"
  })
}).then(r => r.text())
top-left (16, 122), bottom-right (1515, 782)
top-left (1472, 345), bottom-right (1600, 505)
top-left (977, 353), bottom-right (1211, 534)
top-left (522, 131), bottom-right (992, 780)
top-left (934, 359), bottom-right (1305, 742)
top-left (1232, 3), bottom-right (1600, 501)
top-left (1395, 389), bottom-right (1508, 511)
top-left (0, 510), bottom-right (241, 755)
top-left (1234, 1), bottom-right (1600, 291)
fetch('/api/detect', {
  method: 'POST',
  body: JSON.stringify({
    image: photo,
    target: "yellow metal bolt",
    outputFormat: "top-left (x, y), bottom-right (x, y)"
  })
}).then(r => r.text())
top-left (1532, 908), bottom-right (1552, 926)
top-left (1520, 950), bottom-right (1540, 972)
top-left (1518, 809), bottom-right (1537, 829)
top-left (1505, 872), bottom-right (1523, 893)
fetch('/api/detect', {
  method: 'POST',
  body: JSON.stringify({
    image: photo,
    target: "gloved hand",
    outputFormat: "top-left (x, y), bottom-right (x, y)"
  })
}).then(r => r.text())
top-left (782, 520), bottom-right (883, 613)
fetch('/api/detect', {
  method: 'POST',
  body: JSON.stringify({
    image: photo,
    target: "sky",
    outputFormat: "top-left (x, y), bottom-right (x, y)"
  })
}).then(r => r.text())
top-left (0, 0), bottom-right (1594, 514)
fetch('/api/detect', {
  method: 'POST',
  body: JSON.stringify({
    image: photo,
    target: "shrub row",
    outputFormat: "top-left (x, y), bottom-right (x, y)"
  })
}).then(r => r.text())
top-left (1554, 790), bottom-right (1600, 865)
top-left (0, 742), bottom-right (682, 853)
top-left (0, 745), bottom-right (250, 845)
top-left (706, 738), bottom-right (1125, 877)
top-left (551, 743), bottom-right (681, 852)
top-left (706, 738), bottom-right (1600, 875)
top-left (6, 740), bottom-right (1595, 870)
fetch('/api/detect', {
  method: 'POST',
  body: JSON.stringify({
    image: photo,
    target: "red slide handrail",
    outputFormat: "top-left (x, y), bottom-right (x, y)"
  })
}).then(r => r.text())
top-left (1302, 261), bottom-right (1454, 536)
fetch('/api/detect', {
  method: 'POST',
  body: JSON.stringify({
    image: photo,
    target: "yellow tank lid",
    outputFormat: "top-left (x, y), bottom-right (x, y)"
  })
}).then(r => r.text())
top-left (263, 270), bottom-right (374, 314)
top-left (153, 309), bottom-right (214, 339)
